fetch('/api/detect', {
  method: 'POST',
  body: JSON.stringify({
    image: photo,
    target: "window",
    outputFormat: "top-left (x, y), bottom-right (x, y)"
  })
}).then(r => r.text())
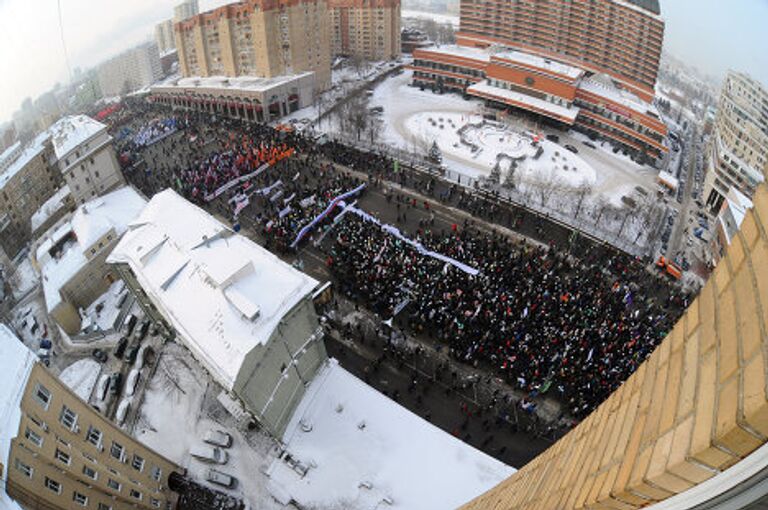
top-left (129, 489), bottom-right (142, 500)
top-left (110, 441), bottom-right (124, 461)
top-left (131, 454), bottom-right (145, 472)
top-left (14, 458), bottom-right (33, 478)
top-left (59, 405), bottom-right (78, 431)
top-left (55, 449), bottom-right (71, 465)
top-left (34, 383), bottom-right (51, 409)
top-left (44, 477), bottom-right (62, 494)
top-left (98, 504), bottom-right (112, 510)
top-left (106, 478), bottom-right (121, 492)
top-left (73, 492), bottom-right (88, 506)
top-left (86, 426), bottom-right (102, 447)
top-left (24, 427), bottom-right (43, 447)
top-left (150, 466), bottom-right (162, 482)
top-left (82, 465), bottom-right (98, 480)
top-left (150, 498), bottom-right (161, 508)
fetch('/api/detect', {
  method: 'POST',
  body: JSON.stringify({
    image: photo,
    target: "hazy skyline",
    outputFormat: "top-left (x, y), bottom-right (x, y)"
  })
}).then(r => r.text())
top-left (0, 0), bottom-right (766, 125)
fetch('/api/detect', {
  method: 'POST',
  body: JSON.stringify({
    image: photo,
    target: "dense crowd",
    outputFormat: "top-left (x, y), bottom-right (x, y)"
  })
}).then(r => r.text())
top-left (114, 102), bottom-right (687, 420)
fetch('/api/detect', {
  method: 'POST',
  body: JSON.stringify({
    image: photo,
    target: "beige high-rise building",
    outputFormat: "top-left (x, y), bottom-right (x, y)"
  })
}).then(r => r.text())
top-left (703, 71), bottom-right (768, 212)
top-left (173, 0), bottom-right (199, 23)
top-left (329, 0), bottom-right (401, 61)
top-left (1, 325), bottom-right (183, 510)
top-left (0, 132), bottom-right (62, 257)
top-left (174, 0), bottom-right (331, 89)
top-left (97, 42), bottom-right (163, 97)
top-left (154, 20), bottom-right (176, 55)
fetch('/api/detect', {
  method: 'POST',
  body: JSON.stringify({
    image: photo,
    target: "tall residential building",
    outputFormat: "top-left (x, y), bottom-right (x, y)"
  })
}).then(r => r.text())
top-left (0, 132), bottom-right (61, 257)
top-left (0, 325), bottom-right (183, 510)
top-left (329, 0), bottom-right (401, 61)
top-left (174, 0), bottom-right (331, 89)
top-left (50, 115), bottom-right (125, 205)
top-left (703, 71), bottom-right (768, 212)
top-left (173, 0), bottom-right (199, 22)
top-left (154, 20), bottom-right (176, 55)
top-left (410, 0), bottom-right (668, 163)
top-left (457, 0), bottom-right (664, 102)
top-left (97, 42), bottom-right (162, 97)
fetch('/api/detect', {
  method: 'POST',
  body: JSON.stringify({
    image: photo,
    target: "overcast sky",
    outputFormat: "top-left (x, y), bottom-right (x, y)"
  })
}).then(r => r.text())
top-left (0, 0), bottom-right (766, 124)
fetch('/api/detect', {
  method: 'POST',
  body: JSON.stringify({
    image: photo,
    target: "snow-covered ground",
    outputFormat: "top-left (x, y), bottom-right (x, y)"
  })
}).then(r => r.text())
top-left (59, 359), bottom-right (102, 402)
top-left (9, 256), bottom-right (39, 300)
top-left (266, 359), bottom-right (514, 510)
top-left (134, 343), bottom-right (281, 510)
top-left (81, 280), bottom-right (128, 333)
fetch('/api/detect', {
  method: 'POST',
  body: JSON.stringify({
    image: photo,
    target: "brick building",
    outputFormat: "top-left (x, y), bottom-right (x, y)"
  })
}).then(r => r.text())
top-left (328, 0), bottom-right (401, 61)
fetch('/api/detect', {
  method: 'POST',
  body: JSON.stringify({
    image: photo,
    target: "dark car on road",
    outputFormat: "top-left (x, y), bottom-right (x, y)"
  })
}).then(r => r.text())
top-left (546, 134), bottom-right (560, 143)
top-left (109, 373), bottom-right (123, 395)
top-left (92, 349), bottom-right (108, 363)
top-left (114, 337), bottom-right (128, 358)
top-left (124, 345), bottom-right (140, 365)
top-left (565, 144), bottom-right (579, 154)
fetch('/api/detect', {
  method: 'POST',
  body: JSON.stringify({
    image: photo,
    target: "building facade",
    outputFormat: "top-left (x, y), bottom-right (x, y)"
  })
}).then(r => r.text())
top-left (328, 0), bottom-right (401, 61)
top-left (411, 43), bottom-right (668, 162)
top-left (107, 190), bottom-right (328, 438)
top-left (1, 326), bottom-right (183, 510)
top-left (174, 0), bottom-right (331, 90)
top-left (154, 20), bottom-right (176, 55)
top-left (50, 115), bottom-right (125, 205)
top-left (0, 133), bottom-right (62, 257)
top-left (703, 71), bottom-right (768, 213)
top-left (97, 43), bottom-right (163, 97)
top-left (173, 0), bottom-right (199, 22)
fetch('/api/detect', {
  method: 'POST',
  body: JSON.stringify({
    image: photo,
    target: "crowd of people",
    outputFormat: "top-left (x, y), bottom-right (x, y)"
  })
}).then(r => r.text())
top-left (113, 102), bottom-right (688, 420)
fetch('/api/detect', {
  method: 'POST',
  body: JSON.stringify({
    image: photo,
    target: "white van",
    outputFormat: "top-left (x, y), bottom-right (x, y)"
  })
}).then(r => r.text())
top-left (190, 446), bottom-right (228, 464)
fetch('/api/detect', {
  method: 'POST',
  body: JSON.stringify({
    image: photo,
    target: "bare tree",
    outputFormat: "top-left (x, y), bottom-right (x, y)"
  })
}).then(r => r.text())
top-left (342, 95), bottom-right (368, 141)
top-left (367, 116), bottom-right (383, 145)
top-left (593, 198), bottom-right (610, 226)
top-left (573, 183), bottom-right (593, 219)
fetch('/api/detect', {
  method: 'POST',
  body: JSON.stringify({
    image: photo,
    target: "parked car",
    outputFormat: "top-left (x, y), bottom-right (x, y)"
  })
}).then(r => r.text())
top-left (190, 446), bottom-right (228, 464)
top-left (92, 349), bottom-right (108, 363)
top-left (134, 320), bottom-right (150, 342)
top-left (582, 141), bottom-right (596, 149)
top-left (123, 314), bottom-right (137, 336)
top-left (565, 144), bottom-right (579, 153)
top-left (125, 369), bottom-right (141, 397)
top-left (368, 106), bottom-right (384, 114)
top-left (109, 372), bottom-right (123, 396)
top-left (206, 469), bottom-right (236, 488)
top-left (204, 429), bottom-right (233, 448)
top-left (96, 374), bottom-right (111, 401)
top-left (545, 134), bottom-right (560, 143)
top-left (114, 337), bottom-right (128, 358)
top-left (116, 398), bottom-right (132, 426)
top-left (124, 345), bottom-right (140, 365)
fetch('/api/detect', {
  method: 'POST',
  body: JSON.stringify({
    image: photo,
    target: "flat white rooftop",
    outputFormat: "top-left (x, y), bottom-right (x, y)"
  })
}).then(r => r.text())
top-left (49, 115), bottom-right (107, 161)
top-left (417, 44), bottom-right (491, 63)
top-left (0, 325), bottom-right (36, 487)
top-left (107, 190), bottom-right (319, 390)
top-left (0, 131), bottom-right (50, 190)
top-left (468, 81), bottom-right (580, 122)
top-left (156, 72), bottom-right (315, 94)
top-left (493, 50), bottom-right (584, 80)
top-left (578, 74), bottom-right (661, 119)
top-left (267, 359), bottom-right (515, 510)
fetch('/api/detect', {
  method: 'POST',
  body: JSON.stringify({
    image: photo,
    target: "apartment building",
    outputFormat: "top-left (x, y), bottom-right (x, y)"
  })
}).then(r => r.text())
top-left (0, 132), bottom-right (62, 257)
top-left (50, 115), bottom-right (125, 205)
top-left (97, 42), bottom-right (162, 97)
top-left (33, 187), bottom-right (146, 335)
top-left (173, 0), bottom-right (199, 22)
top-left (703, 71), bottom-right (768, 212)
top-left (174, 0), bottom-right (331, 89)
top-left (107, 190), bottom-right (328, 437)
top-left (1, 325), bottom-right (183, 510)
top-left (329, 0), bottom-right (401, 61)
top-left (154, 20), bottom-right (176, 55)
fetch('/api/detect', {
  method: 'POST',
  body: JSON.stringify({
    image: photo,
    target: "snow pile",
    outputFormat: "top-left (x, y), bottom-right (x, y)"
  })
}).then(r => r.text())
top-left (10, 256), bottom-right (39, 300)
top-left (266, 359), bottom-right (515, 510)
top-left (59, 359), bottom-right (102, 402)
top-left (31, 185), bottom-right (71, 232)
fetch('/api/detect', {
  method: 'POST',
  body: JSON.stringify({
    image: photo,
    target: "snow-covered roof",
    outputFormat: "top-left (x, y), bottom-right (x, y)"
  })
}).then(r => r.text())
top-left (267, 359), bottom-right (515, 509)
top-left (107, 190), bottom-right (319, 391)
top-left (0, 325), bottom-right (36, 486)
top-left (0, 141), bottom-right (21, 165)
top-left (37, 186), bottom-right (146, 311)
top-left (578, 74), bottom-right (661, 118)
top-left (657, 170), bottom-right (679, 191)
top-left (416, 44), bottom-right (491, 63)
top-left (492, 50), bottom-right (584, 80)
top-left (49, 115), bottom-right (107, 161)
top-left (157, 72), bottom-right (315, 94)
top-left (0, 132), bottom-right (51, 190)
top-left (468, 81), bottom-right (580, 122)
top-left (31, 185), bottom-right (71, 232)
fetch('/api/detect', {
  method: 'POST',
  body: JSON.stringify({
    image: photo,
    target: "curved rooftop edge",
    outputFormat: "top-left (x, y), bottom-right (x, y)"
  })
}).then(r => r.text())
top-left (459, 184), bottom-right (768, 508)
